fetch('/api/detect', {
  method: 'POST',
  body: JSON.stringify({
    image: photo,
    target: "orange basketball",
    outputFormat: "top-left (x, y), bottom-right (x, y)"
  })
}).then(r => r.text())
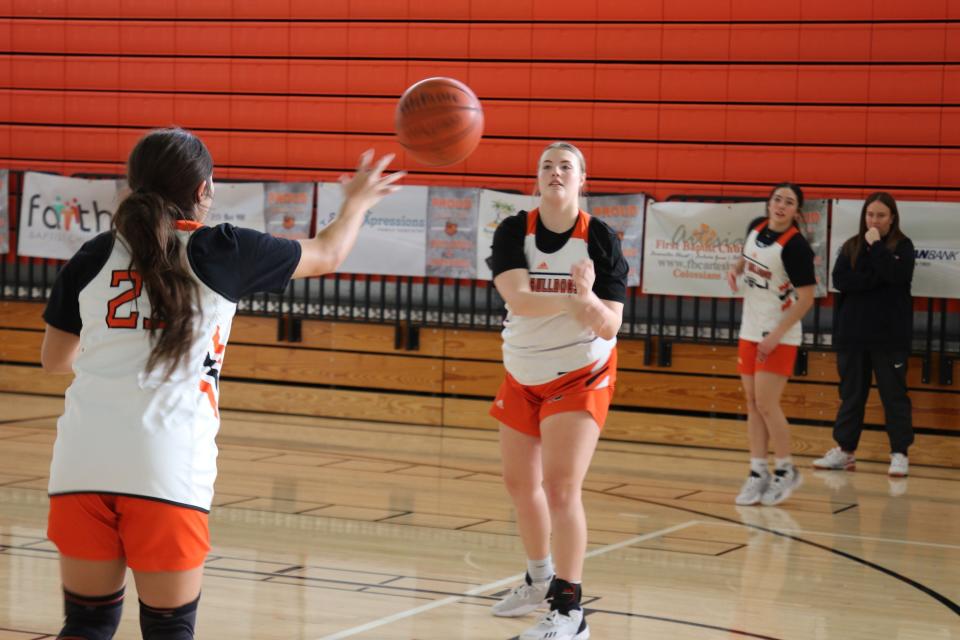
top-left (395, 77), bottom-right (484, 167)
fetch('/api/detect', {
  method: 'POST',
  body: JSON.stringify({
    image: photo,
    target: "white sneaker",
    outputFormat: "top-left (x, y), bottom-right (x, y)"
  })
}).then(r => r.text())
top-left (520, 608), bottom-right (589, 640)
top-left (492, 573), bottom-right (551, 617)
top-left (888, 453), bottom-right (909, 477)
top-left (813, 447), bottom-right (856, 471)
top-left (761, 466), bottom-right (803, 506)
top-left (734, 471), bottom-right (770, 505)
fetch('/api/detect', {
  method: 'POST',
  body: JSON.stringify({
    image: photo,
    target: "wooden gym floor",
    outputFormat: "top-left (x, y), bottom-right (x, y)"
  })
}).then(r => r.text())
top-left (0, 392), bottom-right (957, 639)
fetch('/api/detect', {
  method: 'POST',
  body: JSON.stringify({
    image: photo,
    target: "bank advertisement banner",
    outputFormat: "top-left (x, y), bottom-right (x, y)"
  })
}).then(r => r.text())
top-left (316, 183), bottom-right (428, 277)
top-left (425, 187), bottom-right (480, 279)
top-left (587, 193), bottom-right (646, 287)
top-left (18, 172), bottom-right (124, 260)
top-left (476, 190), bottom-right (537, 281)
top-left (831, 199), bottom-right (960, 299)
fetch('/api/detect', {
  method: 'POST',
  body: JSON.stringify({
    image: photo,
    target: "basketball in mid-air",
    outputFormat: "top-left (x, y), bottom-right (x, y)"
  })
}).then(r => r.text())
top-left (395, 77), bottom-right (484, 167)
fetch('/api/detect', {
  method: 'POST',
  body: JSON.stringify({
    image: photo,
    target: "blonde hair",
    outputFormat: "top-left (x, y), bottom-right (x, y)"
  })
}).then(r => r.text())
top-left (539, 141), bottom-right (586, 174)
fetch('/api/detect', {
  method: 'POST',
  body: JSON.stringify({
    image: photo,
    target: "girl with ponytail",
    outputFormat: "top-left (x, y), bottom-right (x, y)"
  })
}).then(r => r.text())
top-left (40, 128), bottom-right (402, 638)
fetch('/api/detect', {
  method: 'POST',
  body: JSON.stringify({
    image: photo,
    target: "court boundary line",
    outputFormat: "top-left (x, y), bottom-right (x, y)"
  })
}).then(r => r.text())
top-left (706, 519), bottom-right (960, 550)
top-left (614, 498), bottom-right (960, 616)
top-left (314, 520), bottom-right (700, 640)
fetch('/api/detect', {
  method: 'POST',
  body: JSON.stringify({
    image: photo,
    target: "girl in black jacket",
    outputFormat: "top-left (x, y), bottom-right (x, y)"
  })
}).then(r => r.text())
top-left (814, 192), bottom-right (915, 477)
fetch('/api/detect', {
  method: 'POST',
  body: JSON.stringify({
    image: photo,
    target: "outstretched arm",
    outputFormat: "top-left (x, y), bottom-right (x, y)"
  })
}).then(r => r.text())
top-left (293, 150), bottom-right (405, 279)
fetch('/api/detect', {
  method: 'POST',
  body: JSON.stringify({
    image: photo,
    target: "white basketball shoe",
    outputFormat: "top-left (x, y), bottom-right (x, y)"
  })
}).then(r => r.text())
top-left (491, 573), bottom-right (551, 617)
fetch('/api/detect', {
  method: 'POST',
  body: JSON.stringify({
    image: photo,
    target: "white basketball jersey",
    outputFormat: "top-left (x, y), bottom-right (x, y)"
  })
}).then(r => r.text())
top-left (739, 220), bottom-right (803, 346)
top-left (501, 209), bottom-right (616, 385)
top-left (45, 221), bottom-right (301, 511)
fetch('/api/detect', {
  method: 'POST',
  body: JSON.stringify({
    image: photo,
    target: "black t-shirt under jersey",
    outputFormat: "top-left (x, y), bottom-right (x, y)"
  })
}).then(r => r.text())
top-left (745, 216), bottom-right (816, 288)
top-left (490, 211), bottom-right (629, 303)
top-left (44, 224), bottom-right (302, 335)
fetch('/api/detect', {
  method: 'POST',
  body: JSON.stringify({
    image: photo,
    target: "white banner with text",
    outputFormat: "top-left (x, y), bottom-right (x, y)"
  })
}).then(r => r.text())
top-left (643, 200), bottom-right (828, 297)
top-left (18, 172), bottom-right (124, 260)
top-left (831, 199), bottom-right (960, 299)
top-left (316, 183), bottom-right (429, 277)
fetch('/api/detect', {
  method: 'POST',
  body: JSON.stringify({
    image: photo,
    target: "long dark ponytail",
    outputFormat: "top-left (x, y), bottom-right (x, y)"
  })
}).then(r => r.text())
top-left (112, 128), bottom-right (214, 378)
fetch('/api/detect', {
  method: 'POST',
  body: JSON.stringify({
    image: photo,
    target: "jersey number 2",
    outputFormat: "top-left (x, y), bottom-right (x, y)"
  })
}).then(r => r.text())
top-left (106, 270), bottom-right (157, 329)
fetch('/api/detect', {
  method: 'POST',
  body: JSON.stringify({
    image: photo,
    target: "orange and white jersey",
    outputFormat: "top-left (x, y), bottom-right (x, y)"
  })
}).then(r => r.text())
top-left (492, 209), bottom-right (628, 386)
top-left (739, 218), bottom-right (815, 347)
top-left (43, 222), bottom-right (301, 511)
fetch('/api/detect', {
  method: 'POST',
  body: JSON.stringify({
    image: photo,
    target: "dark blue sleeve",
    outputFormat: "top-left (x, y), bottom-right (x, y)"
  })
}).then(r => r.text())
top-left (187, 224), bottom-right (302, 301)
top-left (43, 233), bottom-right (115, 335)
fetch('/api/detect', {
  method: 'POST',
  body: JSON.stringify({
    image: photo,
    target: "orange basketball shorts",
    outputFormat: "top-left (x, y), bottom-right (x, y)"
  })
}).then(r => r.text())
top-left (490, 350), bottom-right (617, 438)
top-left (737, 339), bottom-right (797, 377)
top-left (48, 493), bottom-right (210, 572)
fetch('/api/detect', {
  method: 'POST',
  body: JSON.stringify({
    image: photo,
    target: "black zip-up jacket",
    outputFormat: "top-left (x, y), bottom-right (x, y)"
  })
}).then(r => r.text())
top-left (832, 236), bottom-right (915, 350)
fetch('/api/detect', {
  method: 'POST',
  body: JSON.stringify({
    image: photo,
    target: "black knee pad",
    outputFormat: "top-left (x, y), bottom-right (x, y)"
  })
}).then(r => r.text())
top-left (139, 595), bottom-right (199, 640)
top-left (58, 586), bottom-right (124, 640)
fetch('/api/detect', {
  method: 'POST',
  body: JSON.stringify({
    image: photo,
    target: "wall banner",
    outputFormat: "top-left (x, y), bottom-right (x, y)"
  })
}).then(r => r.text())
top-left (425, 187), bottom-right (480, 278)
top-left (586, 193), bottom-right (646, 287)
top-left (831, 199), bottom-right (960, 299)
top-left (476, 190), bottom-right (537, 281)
top-left (643, 200), bottom-right (828, 298)
top-left (18, 172), bottom-right (124, 260)
top-left (205, 182), bottom-right (266, 231)
top-left (316, 183), bottom-right (429, 277)
top-left (0, 170), bottom-right (8, 255)
top-left (643, 201), bottom-right (751, 297)
top-left (264, 182), bottom-right (314, 239)
top-left (799, 199), bottom-right (829, 298)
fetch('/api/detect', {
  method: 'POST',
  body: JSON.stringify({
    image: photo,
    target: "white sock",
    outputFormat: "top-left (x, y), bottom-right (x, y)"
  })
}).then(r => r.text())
top-left (774, 456), bottom-right (793, 471)
top-left (528, 555), bottom-right (554, 584)
top-left (750, 458), bottom-right (769, 476)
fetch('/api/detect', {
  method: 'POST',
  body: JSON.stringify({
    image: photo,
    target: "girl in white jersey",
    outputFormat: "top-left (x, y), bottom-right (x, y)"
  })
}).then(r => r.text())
top-left (487, 142), bottom-right (629, 640)
top-left (726, 183), bottom-right (816, 507)
top-left (40, 128), bottom-right (402, 639)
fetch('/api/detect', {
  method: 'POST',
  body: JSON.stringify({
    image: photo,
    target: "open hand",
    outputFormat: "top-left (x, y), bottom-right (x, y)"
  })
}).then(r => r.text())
top-left (340, 150), bottom-right (405, 213)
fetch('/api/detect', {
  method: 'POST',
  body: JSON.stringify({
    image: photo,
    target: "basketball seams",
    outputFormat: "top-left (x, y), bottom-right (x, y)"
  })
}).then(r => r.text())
top-left (395, 77), bottom-right (483, 166)
top-left (398, 123), bottom-right (483, 157)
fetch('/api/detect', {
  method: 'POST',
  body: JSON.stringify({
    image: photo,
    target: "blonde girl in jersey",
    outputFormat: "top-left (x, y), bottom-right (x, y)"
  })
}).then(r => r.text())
top-left (40, 128), bottom-right (401, 639)
top-left (727, 182), bottom-right (816, 506)
top-left (487, 142), bottom-right (628, 640)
